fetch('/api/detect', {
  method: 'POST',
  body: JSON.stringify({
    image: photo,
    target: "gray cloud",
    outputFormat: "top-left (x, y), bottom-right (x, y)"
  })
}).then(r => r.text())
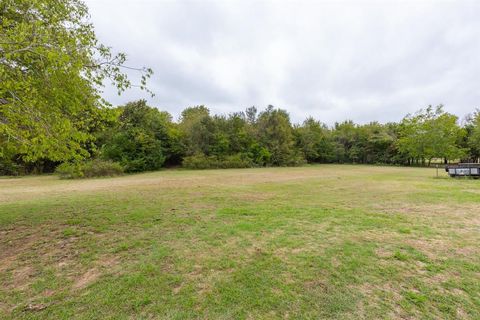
top-left (85, 0), bottom-right (480, 124)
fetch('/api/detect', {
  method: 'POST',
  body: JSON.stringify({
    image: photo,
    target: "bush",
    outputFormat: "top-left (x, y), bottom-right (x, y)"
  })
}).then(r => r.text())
top-left (182, 153), bottom-right (253, 169)
top-left (55, 159), bottom-right (124, 179)
top-left (55, 162), bottom-right (83, 179)
top-left (285, 154), bottom-right (307, 167)
top-left (182, 154), bottom-right (217, 169)
top-left (220, 154), bottom-right (253, 168)
top-left (82, 159), bottom-right (124, 178)
top-left (0, 158), bottom-right (22, 176)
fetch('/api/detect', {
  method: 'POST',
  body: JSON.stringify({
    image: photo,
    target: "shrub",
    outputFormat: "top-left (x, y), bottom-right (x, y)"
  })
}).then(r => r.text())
top-left (82, 159), bottom-right (124, 178)
top-left (55, 159), bottom-right (124, 179)
top-left (219, 154), bottom-right (253, 168)
top-left (55, 162), bottom-right (84, 179)
top-left (182, 154), bottom-right (217, 169)
top-left (285, 154), bottom-right (307, 167)
top-left (182, 153), bottom-right (253, 169)
top-left (0, 158), bottom-right (22, 176)
top-left (100, 100), bottom-right (168, 173)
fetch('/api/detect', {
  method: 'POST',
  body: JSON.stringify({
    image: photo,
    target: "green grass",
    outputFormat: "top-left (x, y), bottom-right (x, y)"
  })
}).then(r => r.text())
top-left (0, 165), bottom-right (479, 319)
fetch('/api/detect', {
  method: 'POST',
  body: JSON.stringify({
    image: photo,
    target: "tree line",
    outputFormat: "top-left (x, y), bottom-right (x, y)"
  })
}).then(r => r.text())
top-left (2, 0), bottom-right (480, 176)
top-left (2, 99), bottom-right (480, 175)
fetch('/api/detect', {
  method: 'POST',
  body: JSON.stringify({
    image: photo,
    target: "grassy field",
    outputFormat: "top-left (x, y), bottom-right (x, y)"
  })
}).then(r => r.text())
top-left (1, 165), bottom-right (479, 319)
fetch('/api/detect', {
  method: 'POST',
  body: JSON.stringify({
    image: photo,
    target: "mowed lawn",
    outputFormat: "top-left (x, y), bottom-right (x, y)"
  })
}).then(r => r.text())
top-left (0, 165), bottom-right (479, 319)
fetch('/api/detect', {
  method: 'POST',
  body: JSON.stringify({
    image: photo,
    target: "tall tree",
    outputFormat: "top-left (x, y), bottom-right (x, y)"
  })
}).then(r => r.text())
top-left (0, 0), bottom-right (152, 164)
top-left (360, 122), bottom-right (396, 164)
top-left (333, 121), bottom-right (357, 163)
top-left (466, 110), bottom-right (480, 162)
top-left (100, 100), bottom-right (169, 172)
top-left (178, 106), bottom-right (216, 156)
top-left (397, 105), bottom-right (466, 165)
top-left (295, 117), bottom-right (334, 163)
top-left (256, 105), bottom-right (302, 166)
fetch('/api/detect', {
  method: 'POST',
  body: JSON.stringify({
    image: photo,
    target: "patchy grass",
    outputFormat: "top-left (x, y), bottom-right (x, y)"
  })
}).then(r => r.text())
top-left (0, 165), bottom-right (479, 319)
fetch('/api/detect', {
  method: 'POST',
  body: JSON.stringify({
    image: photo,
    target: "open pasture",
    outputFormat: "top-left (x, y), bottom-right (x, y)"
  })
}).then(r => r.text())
top-left (1, 165), bottom-right (479, 319)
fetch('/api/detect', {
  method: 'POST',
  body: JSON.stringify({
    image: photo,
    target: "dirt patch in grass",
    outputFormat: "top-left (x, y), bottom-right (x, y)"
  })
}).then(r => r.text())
top-left (1, 225), bottom-right (81, 272)
top-left (231, 192), bottom-right (275, 202)
top-left (98, 255), bottom-right (120, 269)
top-left (72, 255), bottom-right (121, 290)
top-left (404, 238), bottom-right (449, 257)
top-left (455, 246), bottom-right (479, 256)
top-left (73, 268), bottom-right (100, 290)
top-left (374, 247), bottom-right (392, 259)
top-left (0, 222), bottom-right (122, 296)
top-left (0, 226), bottom-right (65, 312)
top-left (176, 264), bottom-right (235, 297)
top-left (0, 302), bottom-right (10, 314)
top-left (463, 189), bottom-right (480, 195)
top-left (0, 229), bottom-right (42, 273)
top-left (456, 307), bottom-right (469, 320)
top-left (304, 279), bottom-right (328, 292)
top-left (403, 237), bottom-right (480, 261)
top-left (11, 265), bottom-right (35, 291)
top-left (355, 282), bottom-right (408, 319)
top-left (375, 202), bottom-right (480, 222)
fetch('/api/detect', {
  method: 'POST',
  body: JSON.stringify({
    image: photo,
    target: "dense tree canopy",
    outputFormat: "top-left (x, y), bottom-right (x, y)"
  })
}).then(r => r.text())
top-left (99, 100), bottom-right (168, 172)
top-left (467, 110), bottom-right (480, 160)
top-left (93, 102), bottom-right (476, 171)
top-left (1, 98), bottom-right (478, 175)
top-left (397, 106), bottom-right (466, 165)
top-left (1, 2), bottom-right (478, 175)
top-left (0, 0), bottom-right (151, 168)
top-left (294, 117), bottom-right (334, 163)
top-left (256, 106), bottom-right (301, 166)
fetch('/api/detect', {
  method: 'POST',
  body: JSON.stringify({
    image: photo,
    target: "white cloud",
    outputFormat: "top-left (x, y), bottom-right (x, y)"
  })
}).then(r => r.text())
top-left (85, 0), bottom-right (480, 124)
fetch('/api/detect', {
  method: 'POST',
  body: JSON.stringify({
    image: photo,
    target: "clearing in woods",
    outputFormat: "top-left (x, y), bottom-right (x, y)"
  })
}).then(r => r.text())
top-left (0, 165), bottom-right (479, 319)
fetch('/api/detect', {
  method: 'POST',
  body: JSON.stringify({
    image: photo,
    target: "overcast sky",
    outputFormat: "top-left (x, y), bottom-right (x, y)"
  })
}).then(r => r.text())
top-left (85, 0), bottom-right (480, 124)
